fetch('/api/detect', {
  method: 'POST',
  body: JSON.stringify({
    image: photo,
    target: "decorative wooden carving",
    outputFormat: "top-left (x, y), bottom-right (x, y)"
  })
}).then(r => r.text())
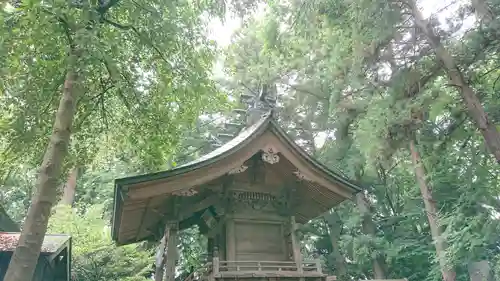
top-left (273, 186), bottom-right (292, 215)
top-left (228, 165), bottom-right (248, 175)
top-left (261, 145), bottom-right (280, 164)
top-left (293, 170), bottom-right (312, 182)
top-left (230, 191), bottom-right (277, 211)
top-left (172, 188), bottom-right (198, 196)
top-left (201, 209), bottom-right (217, 229)
top-left (212, 204), bottom-right (226, 220)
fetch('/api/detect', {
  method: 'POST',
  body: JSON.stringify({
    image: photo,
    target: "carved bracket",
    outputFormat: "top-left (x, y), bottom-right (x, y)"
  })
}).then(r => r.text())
top-left (261, 145), bottom-right (280, 164)
top-left (273, 186), bottom-right (291, 215)
top-left (172, 188), bottom-right (198, 196)
top-left (293, 170), bottom-right (312, 182)
top-left (228, 165), bottom-right (248, 175)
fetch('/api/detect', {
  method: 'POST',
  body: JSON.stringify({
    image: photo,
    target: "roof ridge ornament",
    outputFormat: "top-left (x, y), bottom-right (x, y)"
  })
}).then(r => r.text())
top-left (245, 83), bottom-right (277, 126)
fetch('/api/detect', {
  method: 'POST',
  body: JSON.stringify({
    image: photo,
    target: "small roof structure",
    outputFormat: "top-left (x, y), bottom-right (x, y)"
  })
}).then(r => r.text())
top-left (0, 233), bottom-right (71, 255)
top-left (0, 232), bottom-right (72, 281)
top-left (112, 113), bottom-right (362, 245)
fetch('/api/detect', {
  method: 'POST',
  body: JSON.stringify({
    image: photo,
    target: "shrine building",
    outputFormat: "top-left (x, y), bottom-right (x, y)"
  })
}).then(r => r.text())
top-left (111, 111), bottom-right (361, 281)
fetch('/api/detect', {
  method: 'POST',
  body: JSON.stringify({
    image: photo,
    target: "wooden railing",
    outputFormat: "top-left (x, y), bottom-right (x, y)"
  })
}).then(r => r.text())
top-left (185, 259), bottom-right (323, 281)
top-left (184, 262), bottom-right (213, 281)
top-left (213, 259), bottom-right (323, 274)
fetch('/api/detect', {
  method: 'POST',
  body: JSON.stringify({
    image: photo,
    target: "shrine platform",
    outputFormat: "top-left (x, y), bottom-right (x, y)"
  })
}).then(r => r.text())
top-left (190, 259), bottom-right (329, 281)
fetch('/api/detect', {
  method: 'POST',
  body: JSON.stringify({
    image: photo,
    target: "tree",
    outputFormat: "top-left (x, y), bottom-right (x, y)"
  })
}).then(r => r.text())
top-left (408, 0), bottom-right (500, 164)
top-left (221, 0), bottom-right (500, 280)
top-left (1, 0), bottom-right (226, 280)
top-left (2, 0), bottom-right (500, 280)
top-left (48, 204), bottom-right (153, 281)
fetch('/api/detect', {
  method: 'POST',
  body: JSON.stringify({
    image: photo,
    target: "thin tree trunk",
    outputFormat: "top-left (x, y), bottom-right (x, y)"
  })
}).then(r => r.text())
top-left (356, 192), bottom-right (388, 279)
top-left (409, 140), bottom-right (456, 281)
top-left (409, 0), bottom-right (500, 164)
top-left (324, 212), bottom-right (348, 277)
top-left (61, 167), bottom-right (78, 206)
top-left (4, 58), bottom-right (80, 281)
top-left (470, 0), bottom-right (494, 22)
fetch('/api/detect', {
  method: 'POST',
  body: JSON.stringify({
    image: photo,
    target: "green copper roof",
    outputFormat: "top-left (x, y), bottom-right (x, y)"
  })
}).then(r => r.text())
top-left (111, 113), bottom-right (362, 243)
top-left (0, 232), bottom-right (71, 254)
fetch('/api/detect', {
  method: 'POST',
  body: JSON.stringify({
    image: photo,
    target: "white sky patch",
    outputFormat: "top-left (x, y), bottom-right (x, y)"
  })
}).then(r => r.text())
top-left (207, 14), bottom-right (242, 48)
top-left (207, 2), bottom-right (269, 47)
top-left (207, 14), bottom-right (241, 79)
top-left (481, 204), bottom-right (500, 219)
top-left (419, 0), bottom-right (476, 33)
top-left (314, 131), bottom-right (336, 149)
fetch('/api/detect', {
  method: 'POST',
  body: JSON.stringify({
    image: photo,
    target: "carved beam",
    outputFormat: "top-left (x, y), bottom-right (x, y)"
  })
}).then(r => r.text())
top-left (177, 195), bottom-right (219, 221)
top-left (172, 188), bottom-right (198, 196)
top-left (228, 165), bottom-right (248, 175)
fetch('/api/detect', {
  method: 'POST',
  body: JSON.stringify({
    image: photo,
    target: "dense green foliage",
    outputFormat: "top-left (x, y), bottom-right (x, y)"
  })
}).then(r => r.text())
top-left (221, 1), bottom-right (500, 280)
top-left (49, 205), bottom-right (153, 281)
top-left (1, 0), bottom-right (500, 281)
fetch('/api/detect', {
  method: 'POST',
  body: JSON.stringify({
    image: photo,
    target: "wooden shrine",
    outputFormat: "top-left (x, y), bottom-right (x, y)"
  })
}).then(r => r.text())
top-left (111, 112), bottom-right (361, 281)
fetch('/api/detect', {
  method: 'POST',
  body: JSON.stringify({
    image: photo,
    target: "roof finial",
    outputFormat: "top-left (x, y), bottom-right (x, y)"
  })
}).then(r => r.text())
top-left (246, 83), bottom-right (276, 126)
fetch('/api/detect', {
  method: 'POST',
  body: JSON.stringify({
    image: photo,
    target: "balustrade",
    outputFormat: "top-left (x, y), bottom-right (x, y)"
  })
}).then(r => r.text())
top-left (212, 258), bottom-right (323, 275)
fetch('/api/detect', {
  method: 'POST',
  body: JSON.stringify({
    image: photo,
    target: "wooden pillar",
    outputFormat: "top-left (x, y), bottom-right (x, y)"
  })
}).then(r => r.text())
top-left (164, 224), bottom-right (179, 281)
top-left (290, 216), bottom-right (303, 273)
top-left (154, 222), bottom-right (179, 281)
top-left (154, 225), bottom-right (171, 281)
top-left (213, 247), bottom-right (220, 275)
top-left (207, 237), bottom-right (214, 262)
top-left (315, 259), bottom-right (322, 274)
top-left (226, 217), bottom-right (236, 262)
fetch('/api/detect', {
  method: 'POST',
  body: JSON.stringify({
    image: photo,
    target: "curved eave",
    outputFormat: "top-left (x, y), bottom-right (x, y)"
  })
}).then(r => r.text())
top-left (111, 115), bottom-right (273, 242)
top-left (268, 119), bottom-right (362, 193)
top-left (111, 114), bottom-right (363, 243)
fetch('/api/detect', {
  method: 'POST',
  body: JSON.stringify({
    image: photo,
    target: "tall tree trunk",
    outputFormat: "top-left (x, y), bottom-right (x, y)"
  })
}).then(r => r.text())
top-left (409, 140), bottom-right (456, 281)
top-left (61, 167), bottom-right (78, 206)
top-left (4, 57), bottom-right (80, 281)
top-left (470, 0), bottom-right (494, 22)
top-left (468, 260), bottom-right (493, 281)
top-left (409, 0), bottom-right (500, 164)
top-left (356, 192), bottom-right (388, 279)
top-left (324, 212), bottom-right (348, 278)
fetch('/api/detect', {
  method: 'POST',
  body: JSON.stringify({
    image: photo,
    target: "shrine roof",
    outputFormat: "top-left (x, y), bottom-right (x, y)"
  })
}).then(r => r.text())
top-left (114, 114), bottom-right (270, 187)
top-left (0, 232), bottom-right (71, 255)
top-left (111, 113), bottom-right (362, 245)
